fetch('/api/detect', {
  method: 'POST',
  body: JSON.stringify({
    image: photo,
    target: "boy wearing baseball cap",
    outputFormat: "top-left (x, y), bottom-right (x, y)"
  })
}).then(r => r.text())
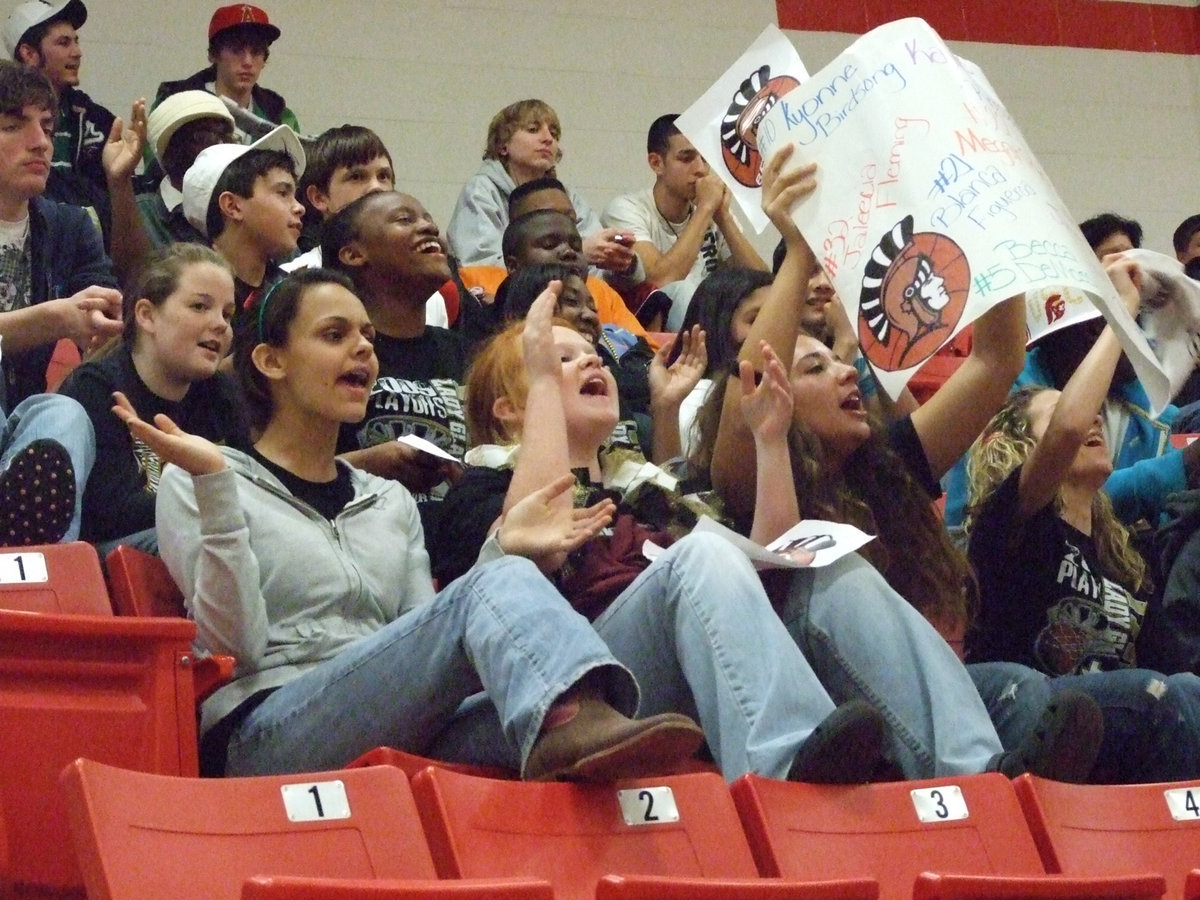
top-left (182, 123), bottom-right (304, 321)
top-left (3, 0), bottom-right (114, 228)
top-left (153, 4), bottom-right (298, 145)
top-left (137, 90), bottom-right (235, 247)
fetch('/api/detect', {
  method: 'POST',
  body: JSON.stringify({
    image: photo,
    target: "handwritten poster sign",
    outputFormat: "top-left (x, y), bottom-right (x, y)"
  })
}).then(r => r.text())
top-left (746, 17), bottom-right (1169, 408)
top-left (676, 24), bottom-right (807, 233)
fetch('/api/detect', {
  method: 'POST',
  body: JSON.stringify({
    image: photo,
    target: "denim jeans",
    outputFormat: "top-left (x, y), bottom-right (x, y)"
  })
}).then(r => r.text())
top-left (778, 552), bottom-right (1004, 778)
top-left (970, 661), bottom-right (1200, 783)
top-left (592, 532), bottom-right (839, 780)
top-left (0, 394), bottom-right (95, 541)
top-left (443, 537), bottom-right (1005, 782)
top-left (223, 556), bottom-right (637, 777)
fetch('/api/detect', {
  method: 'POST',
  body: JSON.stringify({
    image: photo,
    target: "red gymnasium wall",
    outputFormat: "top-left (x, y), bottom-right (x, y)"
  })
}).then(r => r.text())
top-left (776, 1), bottom-right (1199, 54)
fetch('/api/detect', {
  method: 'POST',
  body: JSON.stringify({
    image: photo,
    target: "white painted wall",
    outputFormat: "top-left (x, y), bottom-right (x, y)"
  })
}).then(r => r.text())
top-left (76, 1), bottom-right (1199, 255)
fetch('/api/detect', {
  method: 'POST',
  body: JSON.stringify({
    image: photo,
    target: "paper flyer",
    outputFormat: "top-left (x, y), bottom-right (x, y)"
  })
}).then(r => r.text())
top-left (675, 24), bottom-right (808, 233)
top-left (691, 17), bottom-right (1172, 410)
top-left (643, 515), bottom-right (873, 569)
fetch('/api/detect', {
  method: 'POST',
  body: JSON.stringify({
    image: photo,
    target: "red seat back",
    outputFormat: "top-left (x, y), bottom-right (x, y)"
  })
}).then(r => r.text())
top-left (0, 613), bottom-right (197, 892)
top-left (1015, 774), bottom-right (1200, 899)
top-left (63, 760), bottom-right (438, 900)
top-left (0, 542), bottom-right (111, 615)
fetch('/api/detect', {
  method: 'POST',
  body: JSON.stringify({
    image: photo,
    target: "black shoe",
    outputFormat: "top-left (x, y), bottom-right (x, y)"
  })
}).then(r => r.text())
top-left (0, 439), bottom-right (75, 546)
top-left (788, 699), bottom-right (886, 784)
top-left (988, 689), bottom-right (1102, 783)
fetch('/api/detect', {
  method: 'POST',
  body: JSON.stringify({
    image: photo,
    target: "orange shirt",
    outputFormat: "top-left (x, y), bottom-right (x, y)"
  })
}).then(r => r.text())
top-left (457, 265), bottom-right (657, 349)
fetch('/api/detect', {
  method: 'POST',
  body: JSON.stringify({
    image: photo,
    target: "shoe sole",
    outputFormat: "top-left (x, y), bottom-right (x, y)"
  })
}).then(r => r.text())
top-left (532, 721), bottom-right (705, 783)
top-left (1028, 691), bottom-right (1104, 784)
top-left (0, 440), bottom-right (75, 547)
top-left (789, 701), bottom-right (885, 784)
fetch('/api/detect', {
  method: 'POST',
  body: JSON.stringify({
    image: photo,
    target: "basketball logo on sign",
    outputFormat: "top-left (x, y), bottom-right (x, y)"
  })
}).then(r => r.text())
top-left (719, 65), bottom-right (800, 188)
top-left (858, 215), bottom-right (970, 372)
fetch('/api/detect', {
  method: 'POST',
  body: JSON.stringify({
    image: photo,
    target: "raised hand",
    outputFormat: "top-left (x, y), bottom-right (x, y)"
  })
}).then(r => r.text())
top-left (740, 341), bottom-right (793, 447)
top-left (522, 280), bottom-right (564, 385)
top-left (111, 391), bottom-right (227, 476)
top-left (760, 143), bottom-right (817, 243)
top-left (650, 325), bottom-right (708, 411)
top-left (101, 99), bottom-right (147, 184)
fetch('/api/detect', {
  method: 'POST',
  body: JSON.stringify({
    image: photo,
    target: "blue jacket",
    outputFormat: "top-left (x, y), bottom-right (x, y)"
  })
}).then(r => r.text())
top-left (2, 196), bottom-right (117, 410)
top-left (943, 345), bottom-right (1183, 527)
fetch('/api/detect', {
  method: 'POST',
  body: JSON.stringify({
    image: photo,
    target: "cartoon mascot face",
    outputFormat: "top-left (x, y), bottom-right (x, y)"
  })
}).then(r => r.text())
top-left (858, 215), bottom-right (970, 372)
top-left (720, 65), bottom-right (800, 188)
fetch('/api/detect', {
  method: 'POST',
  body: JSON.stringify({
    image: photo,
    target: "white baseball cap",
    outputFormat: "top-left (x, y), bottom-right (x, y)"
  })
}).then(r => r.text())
top-left (3, 0), bottom-right (85, 57)
top-left (147, 91), bottom-right (235, 165)
top-left (182, 123), bottom-right (305, 238)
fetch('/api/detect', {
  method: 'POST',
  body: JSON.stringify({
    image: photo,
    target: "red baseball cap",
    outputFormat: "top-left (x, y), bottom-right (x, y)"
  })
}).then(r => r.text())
top-left (208, 4), bottom-right (280, 44)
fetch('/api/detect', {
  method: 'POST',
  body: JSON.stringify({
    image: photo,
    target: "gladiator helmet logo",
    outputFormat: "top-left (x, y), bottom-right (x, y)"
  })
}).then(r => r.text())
top-left (858, 215), bottom-right (970, 371)
top-left (1044, 293), bottom-right (1065, 326)
top-left (720, 65), bottom-right (800, 188)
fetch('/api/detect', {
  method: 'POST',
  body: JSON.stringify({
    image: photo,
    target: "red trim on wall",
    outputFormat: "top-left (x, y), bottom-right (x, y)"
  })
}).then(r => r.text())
top-left (776, 0), bottom-right (1199, 54)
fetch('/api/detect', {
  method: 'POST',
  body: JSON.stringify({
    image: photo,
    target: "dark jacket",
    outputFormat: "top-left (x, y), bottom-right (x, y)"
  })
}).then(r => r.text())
top-left (154, 66), bottom-right (289, 125)
top-left (1, 196), bottom-right (117, 410)
top-left (46, 86), bottom-right (115, 240)
top-left (1141, 489), bottom-right (1200, 675)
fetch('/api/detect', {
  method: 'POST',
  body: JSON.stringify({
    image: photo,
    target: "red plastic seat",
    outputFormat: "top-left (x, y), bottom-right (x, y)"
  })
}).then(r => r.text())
top-left (412, 767), bottom-right (877, 900)
top-left (732, 772), bottom-right (1163, 900)
top-left (1015, 774), bottom-right (1200, 900)
top-left (63, 760), bottom-right (484, 900)
top-left (105, 543), bottom-right (186, 618)
top-left (0, 611), bottom-right (198, 894)
top-left (0, 541), bottom-right (111, 615)
top-left (348, 746), bottom-right (519, 780)
top-left (104, 544), bottom-right (233, 701)
top-left (241, 875), bottom-right (553, 900)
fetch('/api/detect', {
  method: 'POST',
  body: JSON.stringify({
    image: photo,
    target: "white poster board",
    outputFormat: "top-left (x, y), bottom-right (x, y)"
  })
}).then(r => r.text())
top-left (723, 18), bottom-right (1173, 410)
top-left (676, 24), bottom-right (808, 233)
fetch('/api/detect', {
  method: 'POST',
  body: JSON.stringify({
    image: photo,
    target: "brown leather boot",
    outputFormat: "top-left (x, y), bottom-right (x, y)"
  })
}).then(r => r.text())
top-left (524, 697), bottom-right (704, 782)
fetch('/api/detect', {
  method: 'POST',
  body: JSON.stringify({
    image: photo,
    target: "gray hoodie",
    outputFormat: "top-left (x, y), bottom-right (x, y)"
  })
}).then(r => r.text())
top-left (156, 447), bottom-right (434, 736)
top-left (446, 158), bottom-right (603, 267)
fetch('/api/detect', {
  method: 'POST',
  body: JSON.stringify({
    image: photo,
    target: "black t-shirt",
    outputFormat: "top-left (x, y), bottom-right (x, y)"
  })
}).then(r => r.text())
top-left (248, 447), bottom-right (354, 521)
top-left (57, 345), bottom-right (248, 542)
top-left (337, 327), bottom-right (469, 494)
top-left (966, 465), bottom-right (1147, 674)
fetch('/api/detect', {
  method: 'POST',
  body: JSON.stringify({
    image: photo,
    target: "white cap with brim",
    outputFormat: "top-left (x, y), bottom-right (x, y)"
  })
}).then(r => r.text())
top-left (147, 91), bottom-right (235, 165)
top-left (2, 0), bottom-right (85, 58)
top-left (182, 123), bottom-right (306, 238)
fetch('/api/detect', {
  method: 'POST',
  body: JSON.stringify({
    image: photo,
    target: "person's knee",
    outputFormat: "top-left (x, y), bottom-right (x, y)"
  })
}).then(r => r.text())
top-left (468, 554), bottom-right (542, 585)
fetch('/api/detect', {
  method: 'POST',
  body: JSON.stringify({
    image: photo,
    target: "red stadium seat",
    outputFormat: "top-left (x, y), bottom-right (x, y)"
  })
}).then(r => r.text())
top-left (0, 612), bottom-right (198, 894)
top-left (241, 875), bottom-right (553, 900)
top-left (0, 541), bottom-right (110, 615)
top-left (732, 772), bottom-right (1163, 900)
top-left (412, 766), bottom-right (876, 900)
top-left (1015, 774), bottom-right (1200, 900)
top-left (63, 760), bottom-right (470, 900)
top-left (105, 544), bottom-right (233, 701)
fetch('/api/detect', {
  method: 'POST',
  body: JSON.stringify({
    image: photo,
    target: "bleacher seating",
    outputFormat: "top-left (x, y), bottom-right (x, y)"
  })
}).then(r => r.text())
top-left (1015, 774), bottom-right (1200, 900)
top-left (411, 766), bottom-right (877, 900)
top-left (241, 875), bottom-right (554, 900)
top-left (731, 771), bottom-right (1164, 900)
top-left (105, 544), bottom-right (234, 701)
top-left (62, 759), bottom-right (543, 900)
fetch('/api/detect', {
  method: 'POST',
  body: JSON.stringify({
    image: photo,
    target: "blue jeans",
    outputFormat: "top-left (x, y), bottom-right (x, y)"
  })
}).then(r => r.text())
top-left (778, 552), bottom-right (1004, 778)
top-left (592, 532), bottom-right (839, 780)
top-left (970, 662), bottom-right (1200, 783)
top-left (0, 394), bottom-right (95, 541)
top-left (439, 537), bottom-right (1003, 781)
top-left (223, 556), bottom-right (638, 777)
